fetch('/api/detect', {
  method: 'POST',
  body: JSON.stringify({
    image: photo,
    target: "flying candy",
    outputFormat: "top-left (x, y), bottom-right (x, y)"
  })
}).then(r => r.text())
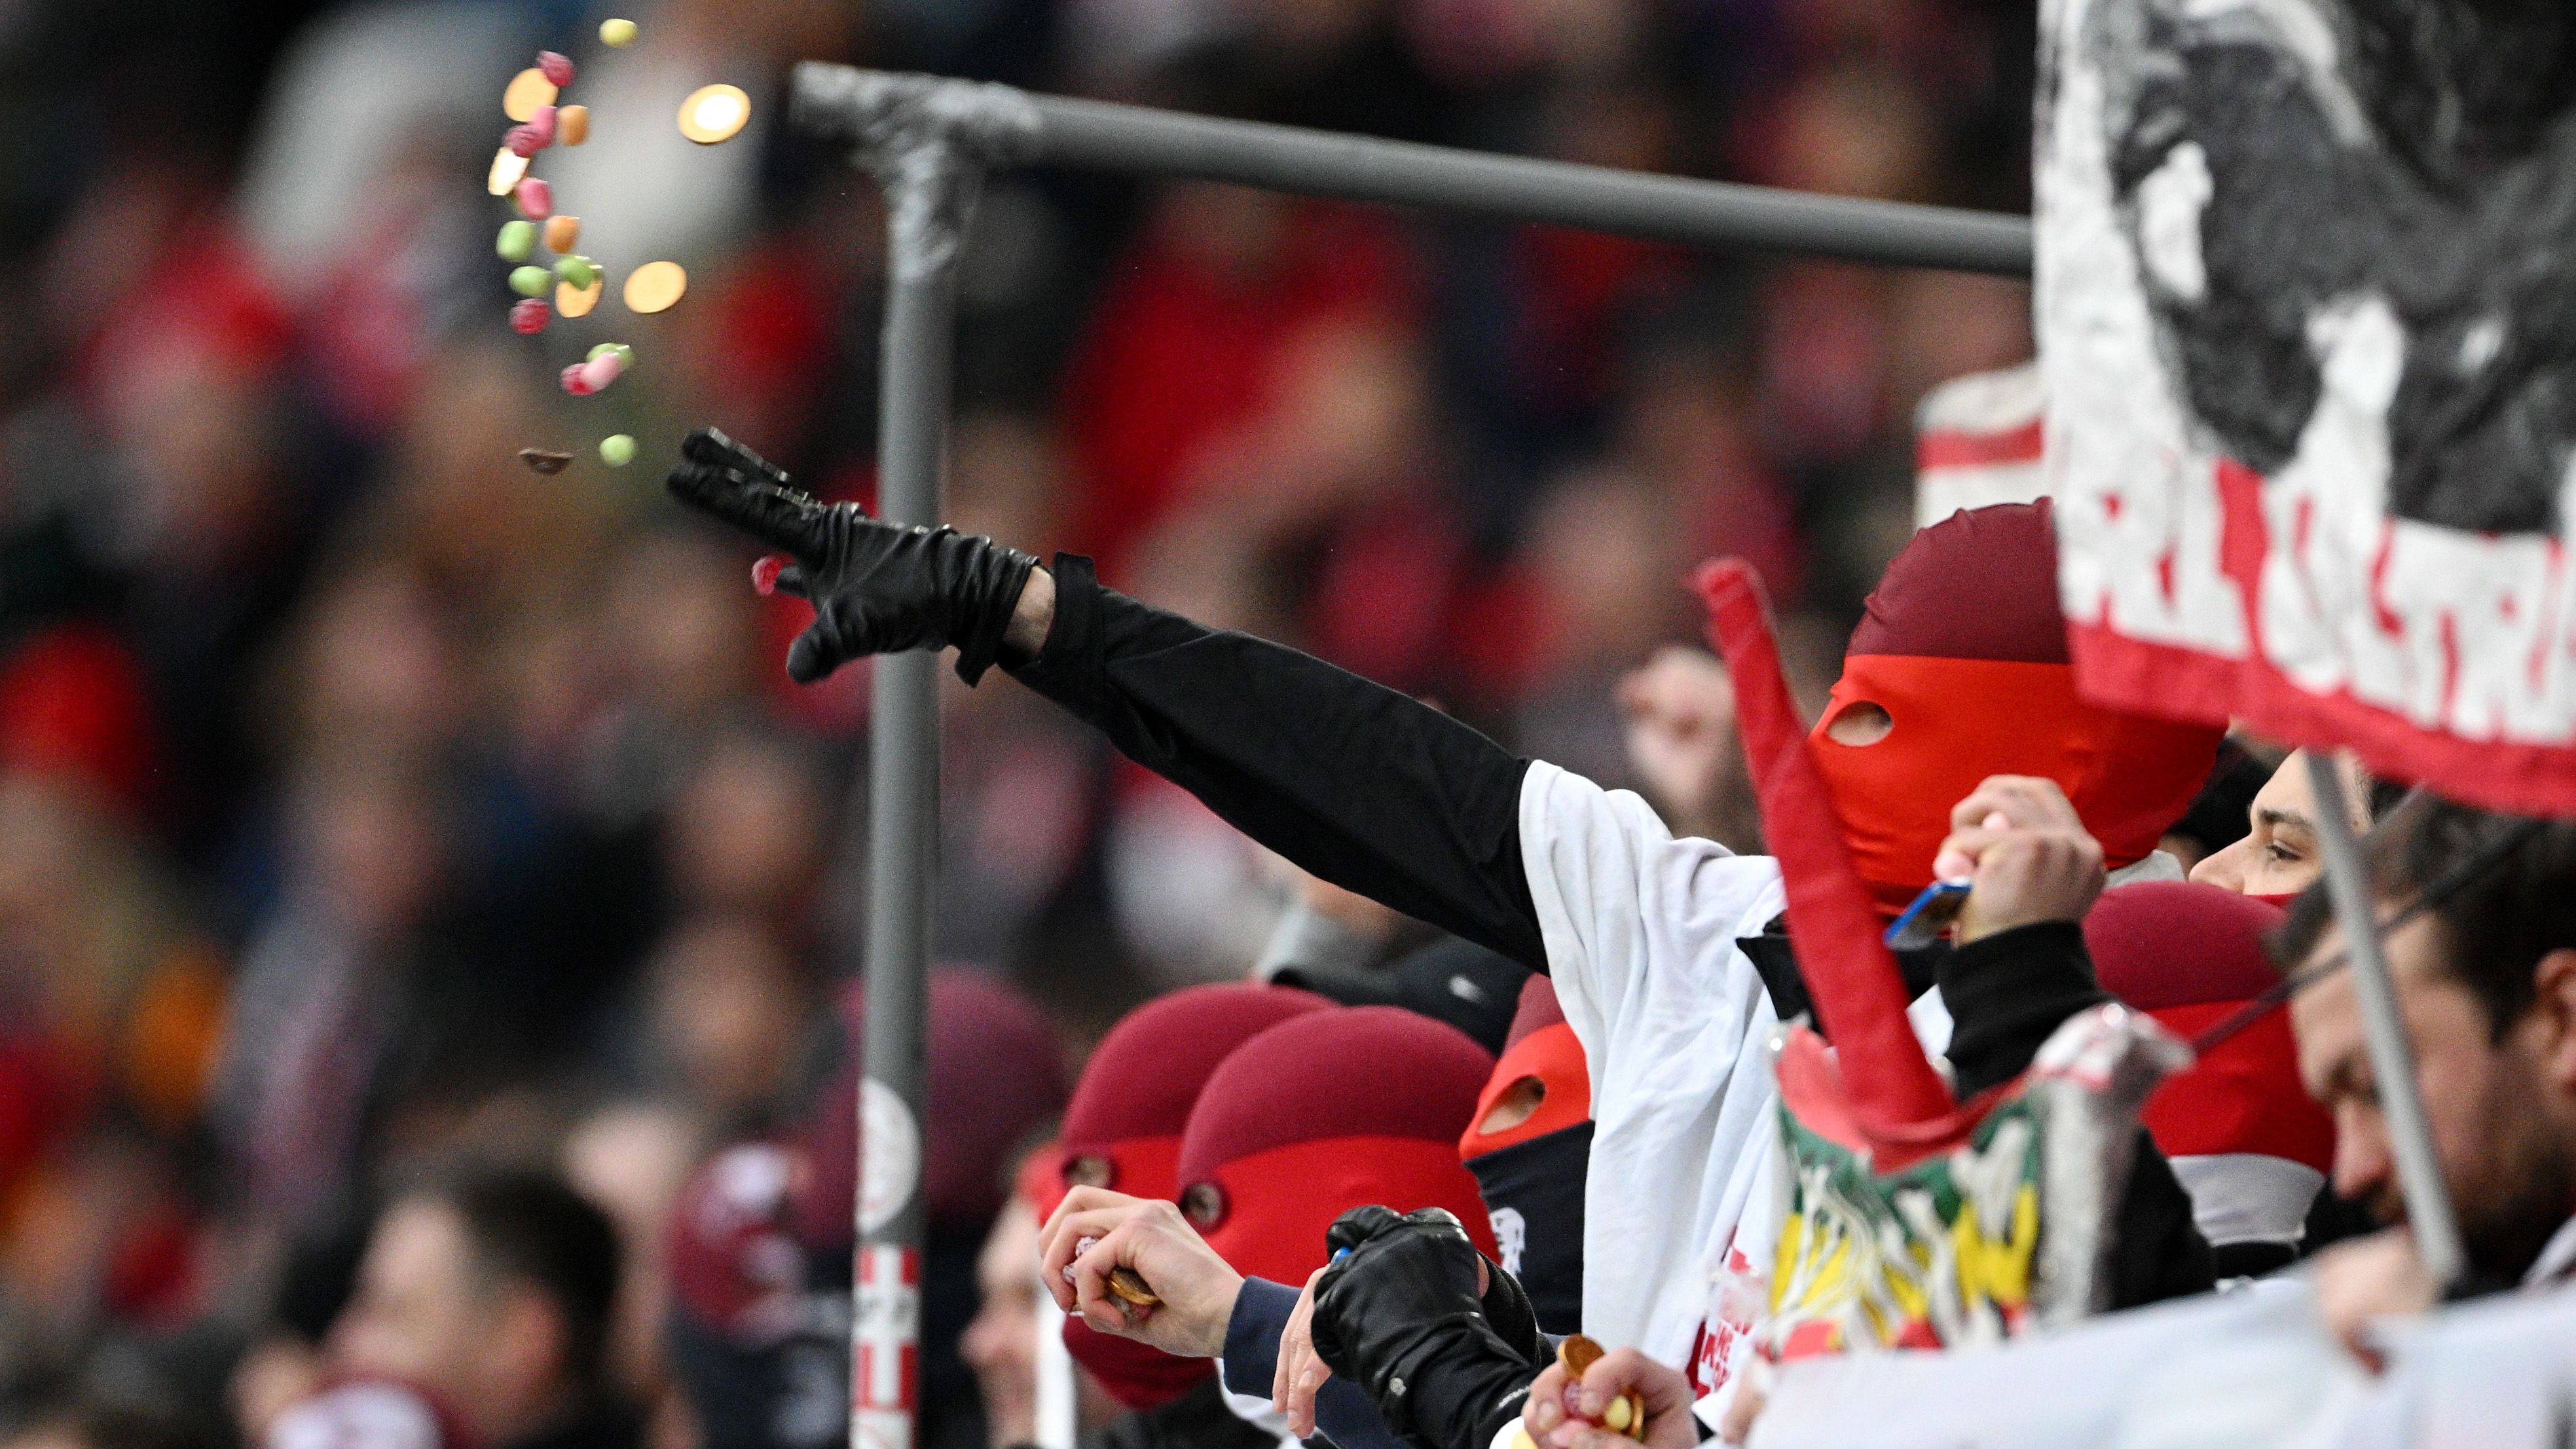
top-left (599, 435), bottom-right (637, 468)
top-left (621, 261), bottom-right (686, 313)
top-left (558, 105), bottom-right (589, 145)
top-left (510, 298), bottom-right (550, 333)
top-left (496, 219), bottom-right (536, 261)
top-left (503, 68), bottom-right (557, 121)
top-left (600, 17), bottom-right (637, 46)
top-left (536, 51), bottom-right (575, 87)
top-left (752, 555), bottom-right (787, 596)
top-left (543, 215), bottom-right (580, 253)
top-left (509, 265), bottom-right (552, 298)
top-left (514, 176), bottom-right (551, 219)
top-left (561, 362), bottom-right (598, 397)
top-left (488, 147), bottom-right (530, 195)
top-left (506, 123), bottom-right (545, 158)
top-left (553, 254), bottom-right (598, 290)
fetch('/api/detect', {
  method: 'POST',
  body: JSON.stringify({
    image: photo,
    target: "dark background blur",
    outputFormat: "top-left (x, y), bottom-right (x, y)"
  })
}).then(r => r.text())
top-left (0, 0), bottom-right (2033, 1441)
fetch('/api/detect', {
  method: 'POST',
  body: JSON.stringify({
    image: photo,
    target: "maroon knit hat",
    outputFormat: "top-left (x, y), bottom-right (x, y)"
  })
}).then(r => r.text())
top-left (1062, 983), bottom-right (1333, 1153)
top-left (1177, 1006), bottom-right (1494, 1184)
top-left (1845, 498), bottom-right (2068, 664)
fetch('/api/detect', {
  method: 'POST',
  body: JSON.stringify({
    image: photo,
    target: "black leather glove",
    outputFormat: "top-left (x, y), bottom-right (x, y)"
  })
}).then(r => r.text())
top-left (1311, 1207), bottom-right (1546, 1449)
top-left (666, 427), bottom-right (1040, 686)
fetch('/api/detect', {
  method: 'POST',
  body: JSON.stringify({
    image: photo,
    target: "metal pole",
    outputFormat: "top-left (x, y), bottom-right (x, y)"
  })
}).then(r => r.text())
top-left (807, 72), bottom-right (1020, 1449)
top-left (794, 64), bottom-right (2033, 277)
top-left (2304, 753), bottom-right (2468, 1289)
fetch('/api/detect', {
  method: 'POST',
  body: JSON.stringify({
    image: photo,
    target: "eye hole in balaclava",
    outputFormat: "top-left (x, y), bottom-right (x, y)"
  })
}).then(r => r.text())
top-left (1063, 1154), bottom-right (1114, 1190)
top-left (1476, 1076), bottom-right (1547, 1137)
top-left (1180, 1181), bottom-right (1226, 1230)
top-left (1824, 699), bottom-right (1893, 746)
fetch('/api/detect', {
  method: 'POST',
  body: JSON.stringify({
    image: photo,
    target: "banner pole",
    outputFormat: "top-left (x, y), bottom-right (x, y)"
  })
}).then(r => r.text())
top-left (2303, 754), bottom-right (2467, 1289)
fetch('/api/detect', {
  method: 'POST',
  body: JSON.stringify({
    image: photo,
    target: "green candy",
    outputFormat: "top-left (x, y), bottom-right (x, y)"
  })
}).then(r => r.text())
top-left (496, 219), bottom-right (536, 263)
top-left (585, 342), bottom-right (635, 367)
top-left (598, 434), bottom-right (637, 468)
top-left (554, 255), bottom-right (597, 290)
top-left (509, 265), bottom-right (551, 297)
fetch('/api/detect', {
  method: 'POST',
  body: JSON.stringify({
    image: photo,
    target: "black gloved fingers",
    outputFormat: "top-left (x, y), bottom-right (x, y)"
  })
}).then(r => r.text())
top-left (786, 600), bottom-right (859, 684)
top-left (682, 426), bottom-right (798, 492)
top-left (667, 462), bottom-right (833, 559)
top-left (1325, 1205), bottom-right (1409, 1257)
top-left (773, 562), bottom-right (813, 601)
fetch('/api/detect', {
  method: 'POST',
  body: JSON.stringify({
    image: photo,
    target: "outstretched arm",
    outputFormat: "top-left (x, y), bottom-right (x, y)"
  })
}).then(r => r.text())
top-left (1006, 554), bottom-right (1543, 968)
top-left (668, 428), bottom-right (1545, 969)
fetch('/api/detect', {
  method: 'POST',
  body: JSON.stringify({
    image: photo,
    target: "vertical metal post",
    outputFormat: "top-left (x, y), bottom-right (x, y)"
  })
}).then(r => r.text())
top-left (2304, 753), bottom-right (2468, 1289)
top-left (847, 98), bottom-right (982, 1449)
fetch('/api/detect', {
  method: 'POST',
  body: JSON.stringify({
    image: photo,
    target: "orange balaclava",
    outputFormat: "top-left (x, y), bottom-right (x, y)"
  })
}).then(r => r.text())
top-left (1809, 500), bottom-right (2223, 915)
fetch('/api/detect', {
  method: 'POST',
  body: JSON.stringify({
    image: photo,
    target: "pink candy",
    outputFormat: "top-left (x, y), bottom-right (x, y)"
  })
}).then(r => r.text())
top-left (510, 298), bottom-right (549, 333)
top-left (515, 176), bottom-right (551, 219)
top-left (537, 51), bottom-right (574, 86)
top-left (506, 124), bottom-right (545, 157)
top-left (752, 555), bottom-right (787, 596)
top-left (560, 350), bottom-right (623, 396)
top-left (527, 105), bottom-right (557, 145)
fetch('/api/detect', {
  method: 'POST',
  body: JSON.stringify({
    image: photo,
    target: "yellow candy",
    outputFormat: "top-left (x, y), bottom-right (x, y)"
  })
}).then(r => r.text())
top-left (677, 84), bottom-right (750, 144)
top-left (557, 275), bottom-right (603, 318)
top-left (1603, 1393), bottom-right (1641, 1436)
top-left (487, 146), bottom-right (530, 195)
top-left (621, 260), bottom-right (686, 314)
top-left (600, 17), bottom-right (638, 46)
top-left (504, 68), bottom-right (558, 122)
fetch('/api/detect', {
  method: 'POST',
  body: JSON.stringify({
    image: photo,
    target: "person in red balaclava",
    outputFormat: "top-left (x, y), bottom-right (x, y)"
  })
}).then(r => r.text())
top-left (1456, 976), bottom-right (1589, 1334)
top-left (1043, 983), bottom-right (1327, 1420)
top-left (1033, 1007), bottom-right (1491, 1449)
top-left (1177, 1006), bottom-right (1498, 1294)
top-left (1809, 499), bottom-right (2221, 915)
top-left (670, 431), bottom-right (2230, 1427)
top-left (2086, 881), bottom-right (2338, 1277)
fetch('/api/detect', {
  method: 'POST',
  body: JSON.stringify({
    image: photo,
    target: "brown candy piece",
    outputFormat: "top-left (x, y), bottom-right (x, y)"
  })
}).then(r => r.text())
top-left (519, 448), bottom-right (575, 475)
top-left (558, 104), bottom-right (590, 145)
top-left (543, 215), bottom-right (581, 253)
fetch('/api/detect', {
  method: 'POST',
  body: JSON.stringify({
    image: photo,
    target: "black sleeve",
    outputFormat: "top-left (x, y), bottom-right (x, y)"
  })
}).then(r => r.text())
top-left (1007, 555), bottom-right (1547, 970)
top-left (1935, 922), bottom-right (2106, 1097)
top-left (1935, 921), bottom-right (2215, 1306)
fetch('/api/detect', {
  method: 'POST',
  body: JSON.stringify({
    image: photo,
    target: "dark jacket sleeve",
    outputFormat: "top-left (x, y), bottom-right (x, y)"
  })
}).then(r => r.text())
top-left (1008, 554), bottom-right (1547, 970)
top-left (1936, 922), bottom-right (2216, 1308)
top-left (1221, 1278), bottom-right (1408, 1449)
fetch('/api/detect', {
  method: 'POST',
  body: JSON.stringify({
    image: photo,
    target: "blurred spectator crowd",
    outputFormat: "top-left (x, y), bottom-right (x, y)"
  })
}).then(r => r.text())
top-left (0, 0), bottom-right (2034, 1442)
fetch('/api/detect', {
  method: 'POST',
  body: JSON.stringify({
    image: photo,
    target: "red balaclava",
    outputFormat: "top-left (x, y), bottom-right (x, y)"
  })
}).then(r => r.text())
top-left (1809, 500), bottom-right (2224, 915)
top-left (1053, 983), bottom-right (1329, 1409)
top-left (1458, 976), bottom-right (1592, 1335)
top-left (1460, 976), bottom-right (1590, 1159)
top-left (1179, 1006), bottom-right (1498, 1293)
top-left (2084, 882), bottom-right (2335, 1250)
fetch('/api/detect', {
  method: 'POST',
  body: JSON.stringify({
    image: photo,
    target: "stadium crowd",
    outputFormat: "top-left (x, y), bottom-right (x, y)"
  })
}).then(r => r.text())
top-left (2, 0), bottom-right (2573, 1446)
